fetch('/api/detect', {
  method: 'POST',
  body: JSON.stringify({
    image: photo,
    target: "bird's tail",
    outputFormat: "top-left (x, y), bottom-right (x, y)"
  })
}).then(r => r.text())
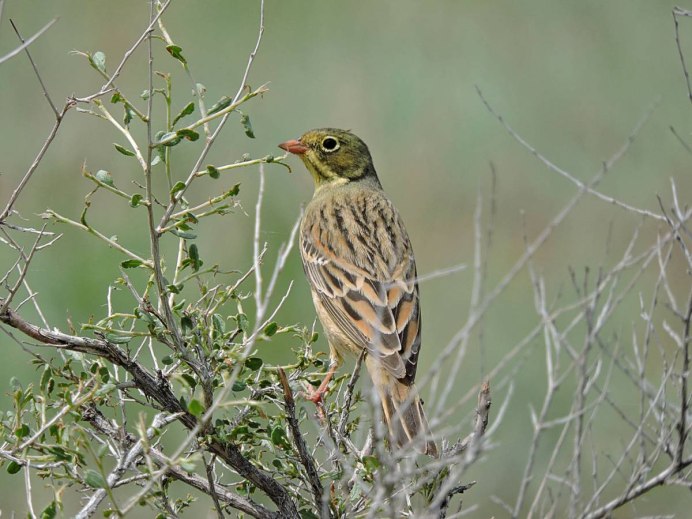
top-left (365, 356), bottom-right (439, 457)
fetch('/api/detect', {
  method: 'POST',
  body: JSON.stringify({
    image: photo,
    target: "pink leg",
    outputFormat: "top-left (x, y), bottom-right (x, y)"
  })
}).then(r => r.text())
top-left (303, 362), bottom-right (338, 405)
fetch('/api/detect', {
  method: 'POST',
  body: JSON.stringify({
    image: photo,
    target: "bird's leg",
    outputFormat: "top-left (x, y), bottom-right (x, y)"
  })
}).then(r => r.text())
top-left (302, 345), bottom-right (342, 415)
top-left (303, 361), bottom-right (339, 405)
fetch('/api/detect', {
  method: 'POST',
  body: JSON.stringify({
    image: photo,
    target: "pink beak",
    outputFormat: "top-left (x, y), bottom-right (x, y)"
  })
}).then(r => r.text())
top-left (278, 139), bottom-right (308, 155)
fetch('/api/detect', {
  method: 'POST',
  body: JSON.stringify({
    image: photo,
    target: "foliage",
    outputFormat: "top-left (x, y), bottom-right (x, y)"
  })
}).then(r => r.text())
top-left (0, 2), bottom-right (690, 519)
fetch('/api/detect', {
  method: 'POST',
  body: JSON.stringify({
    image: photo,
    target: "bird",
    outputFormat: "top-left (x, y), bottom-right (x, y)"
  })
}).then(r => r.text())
top-left (278, 128), bottom-right (438, 457)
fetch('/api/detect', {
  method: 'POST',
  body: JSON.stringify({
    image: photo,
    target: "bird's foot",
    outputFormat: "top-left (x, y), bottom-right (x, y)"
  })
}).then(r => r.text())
top-left (301, 384), bottom-right (329, 405)
top-left (300, 363), bottom-right (338, 419)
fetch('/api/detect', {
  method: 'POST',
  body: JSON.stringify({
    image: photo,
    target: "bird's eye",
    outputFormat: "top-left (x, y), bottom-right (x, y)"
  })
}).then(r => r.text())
top-left (321, 136), bottom-right (339, 152)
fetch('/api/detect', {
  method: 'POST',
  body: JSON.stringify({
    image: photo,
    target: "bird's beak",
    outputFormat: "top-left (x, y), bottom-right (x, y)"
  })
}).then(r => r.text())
top-left (278, 139), bottom-right (308, 155)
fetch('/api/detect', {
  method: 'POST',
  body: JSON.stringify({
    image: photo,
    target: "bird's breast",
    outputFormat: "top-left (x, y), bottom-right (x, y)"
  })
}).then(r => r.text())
top-left (301, 187), bottom-right (410, 279)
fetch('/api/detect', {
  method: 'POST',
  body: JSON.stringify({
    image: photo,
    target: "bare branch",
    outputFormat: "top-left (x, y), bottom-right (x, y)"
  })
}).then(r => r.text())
top-left (0, 17), bottom-right (57, 65)
top-left (8, 19), bottom-right (59, 116)
top-left (278, 368), bottom-right (329, 518)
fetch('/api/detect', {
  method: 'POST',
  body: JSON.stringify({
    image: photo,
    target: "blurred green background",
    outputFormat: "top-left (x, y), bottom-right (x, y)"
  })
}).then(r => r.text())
top-left (1, 0), bottom-right (691, 516)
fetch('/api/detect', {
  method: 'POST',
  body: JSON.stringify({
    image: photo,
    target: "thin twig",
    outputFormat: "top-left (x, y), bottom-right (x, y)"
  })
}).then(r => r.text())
top-left (278, 368), bottom-right (329, 518)
top-left (9, 19), bottom-right (59, 116)
top-left (156, 0), bottom-right (266, 228)
top-left (0, 17), bottom-right (57, 65)
top-left (75, 413), bottom-right (181, 519)
top-left (673, 7), bottom-right (692, 104)
top-left (148, 448), bottom-right (277, 519)
top-left (0, 102), bottom-right (71, 223)
top-left (337, 350), bottom-right (366, 441)
top-left (476, 86), bottom-right (664, 221)
top-left (75, 0), bottom-right (173, 103)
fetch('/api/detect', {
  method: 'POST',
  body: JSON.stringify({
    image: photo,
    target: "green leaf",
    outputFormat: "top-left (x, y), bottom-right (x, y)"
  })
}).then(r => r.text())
top-left (206, 165), bottom-right (220, 179)
top-left (40, 367), bottom-right (53, 392)
top-left (155, 143), bottom-right (167, 163)
top-left (161, 355), bottom-right (174, 365)
top-left (263, 322), bottom-right (278, 337)
top-left (170, 181), bottom-right (186, 195)
top-left (123, 105), bottom-right (134, 126)
top-left (167, 283), bottom-right (182, 294)
top-left (120, 259), bottom-right (143, 269)
top-left (166, 44), bottom-right (187, 64)
top-left (172, 102), bottom-right (195, 126)
top-left (80, 205), bottom-right (89, 227)
top-left (245, 357), bottom-right (263, 370)
top-left (159, 132), bottom-right (181, 147)
top-left (130, 194), bottom-right (143, 207)
top-left (240, 112), bottom-right (255, 138)
top-left (188, 244), bottom-right (202, 272)
top-left (170, 229), bottom-right (197, 240)
top-left (95, 383), bottom-right (116, 397)
top-left (114, 143), bottom-right (135, 157)
top-left (299, 509), bottom-right (320, 519)
top-left (15, 424), bottom-right (30, 438)
top-left (180, 373), bottom-right (197, 389)
top-left (181, 315), bottom-right (193, 331)
top-left (89, 51), bottom-right (106, 74)
top-left (84, 469), bottom-right (107, 489)
top-left (270, 425), bottom-right (289, 448)
top-left (179, 459), bottom-right (196, 472)
top-left (110, 91), bottom-right (122, 104)
top-left (362, 455), bottom-right (380, 471)
top-left (95, 169), bottom-right (114, 187)
top-left (232, 381), bottom-right (246, 392)
top-left (189, 243), bottom-right (199, 261)
top-left (48, 447), bottom-right (70, 461)
top-left (212, 314), bottom-right (225, 336)
top-left (40, 501), bottom-right (57, 519)
top-left (188, 399), bottom-right (204, 417)
top-left (6, 461), bottom-right (21, 475)
top-left (236, 313), bottom-right (249, 333)
top-left (176, 128), bottom-right (199, 141)
top-left (207, 96), bottom-right (232, 115)
top-left (104, 333), bottom-right (130, 344)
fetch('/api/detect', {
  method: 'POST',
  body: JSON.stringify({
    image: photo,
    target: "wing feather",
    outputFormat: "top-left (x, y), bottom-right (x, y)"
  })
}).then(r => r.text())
top-left (300, 190), bottom-right (422, 382)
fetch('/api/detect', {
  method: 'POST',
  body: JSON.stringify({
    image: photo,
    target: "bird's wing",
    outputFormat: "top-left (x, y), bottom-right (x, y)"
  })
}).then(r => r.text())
top-left (300, 195), bottom-right (421, 382)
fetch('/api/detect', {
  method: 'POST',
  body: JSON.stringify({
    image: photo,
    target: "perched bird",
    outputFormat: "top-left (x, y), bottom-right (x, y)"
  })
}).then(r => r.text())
top-left (279, 128), bottom-right (438, 457)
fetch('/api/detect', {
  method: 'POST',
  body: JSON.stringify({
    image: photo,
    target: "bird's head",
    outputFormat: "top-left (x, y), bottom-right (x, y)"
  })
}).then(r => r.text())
top-left (279, 128), bottom-right (379, 188)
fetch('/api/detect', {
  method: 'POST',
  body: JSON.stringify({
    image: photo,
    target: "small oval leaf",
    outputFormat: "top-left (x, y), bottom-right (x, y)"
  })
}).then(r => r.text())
top-left (94, 169), bottom-right (114, 187)
top-left (166, 44), bottom-right (187, 64)
top-left (173, 102), bottom-right (195, 126)
top-left (176, 128), bottom-right (199, 142)
top-left (245, 357), bottom-right (263, 370)
top-left (240, 113), bottom-right (255, 138)
top-left (130, 194), bottom-right (143, 207)
top-left (120, 259), bottom-right (143, 269)
top-left (170, 181), bottom-right (186, 195)
top-left (188, 399), bottom-right (204, 417)
top-left (206, 165), bottom-right (220, 179)
top-left (84, 469), bottom-right (107, 489)
top-left (114, 143), bottom-right (135, 157)
top-left (90, 51), bottom-right (106, 74)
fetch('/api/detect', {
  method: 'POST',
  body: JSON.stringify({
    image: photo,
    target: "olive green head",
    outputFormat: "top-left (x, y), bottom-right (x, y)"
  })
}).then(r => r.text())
top-left (279, 128), bottom-right (379, 188)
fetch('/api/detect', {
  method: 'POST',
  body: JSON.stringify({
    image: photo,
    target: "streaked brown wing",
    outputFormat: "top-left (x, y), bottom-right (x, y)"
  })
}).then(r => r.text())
top-left (300, 193), bottom-right (422, 383)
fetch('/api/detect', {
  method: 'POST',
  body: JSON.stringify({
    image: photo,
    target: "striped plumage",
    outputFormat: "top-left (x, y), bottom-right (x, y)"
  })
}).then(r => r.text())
top-left (279, 128), bottom-right (438, 457)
